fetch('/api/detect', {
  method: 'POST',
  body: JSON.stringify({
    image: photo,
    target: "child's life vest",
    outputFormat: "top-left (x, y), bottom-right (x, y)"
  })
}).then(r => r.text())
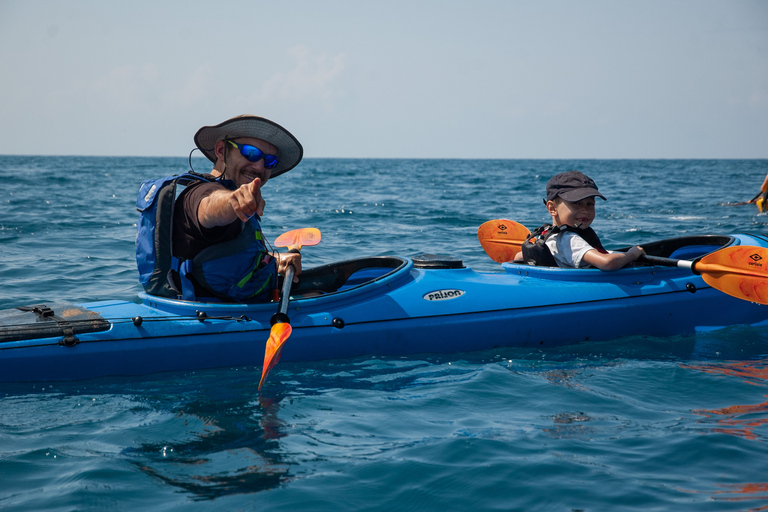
top-left (521, 224), bottom-right (606, 267)
top-left (135, 172), bottom-right (276, 302)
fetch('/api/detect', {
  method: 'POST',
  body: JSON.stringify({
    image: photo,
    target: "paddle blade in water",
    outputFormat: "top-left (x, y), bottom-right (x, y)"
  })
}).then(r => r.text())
top-left (696, 246), bottom-right (768, 305)
top-left (258, 322), bottom-right (293, 391)
top-left (274, 228), bottom-right (321, 250)
top-left (477, 219), bottom-right (531, 263)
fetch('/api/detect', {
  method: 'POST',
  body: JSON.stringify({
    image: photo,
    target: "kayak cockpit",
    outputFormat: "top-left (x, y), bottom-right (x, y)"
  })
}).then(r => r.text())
top-left (508, 234), bottom-right (736, 270)
top-left (501, 234), bottom-right (739, 281)
top-left (139, 256), bottom-right (414, 315)
top-left (618, 234), bottom-right (736, 261)
top-left (292, 256), bottom-right (411, 296)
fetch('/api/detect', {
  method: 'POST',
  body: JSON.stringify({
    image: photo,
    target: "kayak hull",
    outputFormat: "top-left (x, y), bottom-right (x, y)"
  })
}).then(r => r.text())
top-left (2, 234), bottom-right (768, 382)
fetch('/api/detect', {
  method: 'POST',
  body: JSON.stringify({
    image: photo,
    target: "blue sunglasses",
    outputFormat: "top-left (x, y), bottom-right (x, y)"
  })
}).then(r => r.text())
top-left (227, 140), bottom-right (279, 169)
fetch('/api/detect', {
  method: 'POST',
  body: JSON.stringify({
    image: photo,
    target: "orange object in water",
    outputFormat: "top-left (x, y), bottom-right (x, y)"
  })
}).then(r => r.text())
top-left (258, 322), bottom-right (292, 391)
top-left (258, 227), bottom-right (322, 392)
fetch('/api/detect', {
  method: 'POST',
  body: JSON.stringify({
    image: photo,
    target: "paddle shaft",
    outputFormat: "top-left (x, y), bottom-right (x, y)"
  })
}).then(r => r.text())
top-left (728, 191), bottom-right (764, 206)
top-left (271, 252), bottom-right (298, 325)
top-left (258, 260), bottom-right (296, 391)
top-left (259, 228), bottom-right (321, 391)
top-left (270, 228), bottom-right (321, 320)
top-left (641, 253), bottom-right (763, 279)
top-left (640, 254), bottom-right (694, 271)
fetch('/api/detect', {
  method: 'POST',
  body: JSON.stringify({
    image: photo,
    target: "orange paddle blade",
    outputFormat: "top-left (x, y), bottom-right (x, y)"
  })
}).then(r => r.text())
top-left (258, 322), bottom-right (293, 391)
top-left (274, 228), bottom-right (321, 251)
top-left (477, 219), bottom-right (531, 263)
top-left (696, 246), bottom-right (768, 305)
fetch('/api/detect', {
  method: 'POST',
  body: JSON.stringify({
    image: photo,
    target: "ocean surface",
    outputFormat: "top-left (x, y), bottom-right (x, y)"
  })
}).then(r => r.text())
top-left (2, 156), bottom-right (768, 511)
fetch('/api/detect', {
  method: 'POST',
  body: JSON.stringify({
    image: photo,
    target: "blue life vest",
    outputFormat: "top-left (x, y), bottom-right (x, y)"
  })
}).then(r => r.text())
top-left (135, 172), bottom-right (276, 302)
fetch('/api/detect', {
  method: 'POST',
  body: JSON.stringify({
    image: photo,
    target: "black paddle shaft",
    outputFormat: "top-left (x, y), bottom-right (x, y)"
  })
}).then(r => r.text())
top-left (270, 248), bottom-right (300, 326)
top-left (639, 254), bottom-right (695, 272)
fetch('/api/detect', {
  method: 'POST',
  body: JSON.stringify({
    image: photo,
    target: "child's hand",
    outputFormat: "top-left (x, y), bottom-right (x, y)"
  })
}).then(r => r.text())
top-left (584, 246), bottom-right (645, 270)
top-left (628, 246), bottom-right (645, 261)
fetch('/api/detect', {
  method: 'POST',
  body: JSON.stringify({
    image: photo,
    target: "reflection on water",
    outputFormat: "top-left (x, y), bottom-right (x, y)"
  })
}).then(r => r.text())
top-left (542, 411), bottom-right (595, 439)
top-left (123, 393), bottom-right (290, 500)
top-left (687, 361), bottom-right (768, 442)
top-left (711, 482), bottom-right (768, 510)
top-left (135, 449), bottom-right (287, 501)
top-left (695, 398), bottom-right (768, 441)
top-left (682, 360), bottom-right (768, 387)
top-left (683, 481), bottom-right (768, 510)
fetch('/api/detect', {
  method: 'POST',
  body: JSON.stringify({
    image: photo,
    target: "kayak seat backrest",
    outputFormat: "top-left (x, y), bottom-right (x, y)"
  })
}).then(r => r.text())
top-left (340, 267), bottom-right (396, 290)
top-left (668, 245), bottom-right (721, 260)
top-left (293, 256), bottom-right (408, 295)
top-left (411, 254), bottom-right (465, 269)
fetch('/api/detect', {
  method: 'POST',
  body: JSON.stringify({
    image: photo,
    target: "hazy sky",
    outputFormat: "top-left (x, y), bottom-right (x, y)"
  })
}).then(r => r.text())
top-left (1, 0), bottom-right (766, 159)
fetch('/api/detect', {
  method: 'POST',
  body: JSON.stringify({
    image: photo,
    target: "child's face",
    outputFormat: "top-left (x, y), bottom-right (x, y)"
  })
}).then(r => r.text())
top-left (547, 197), bottom-right (596, 229)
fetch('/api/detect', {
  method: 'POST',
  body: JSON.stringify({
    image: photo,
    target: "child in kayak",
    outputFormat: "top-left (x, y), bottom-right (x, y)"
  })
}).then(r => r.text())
top-left (519, 171), bottom-right (645, 270)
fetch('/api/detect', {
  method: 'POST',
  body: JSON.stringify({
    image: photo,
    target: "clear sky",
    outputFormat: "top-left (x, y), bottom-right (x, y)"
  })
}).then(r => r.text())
top-left (1, 0), bottom-right (766, 159)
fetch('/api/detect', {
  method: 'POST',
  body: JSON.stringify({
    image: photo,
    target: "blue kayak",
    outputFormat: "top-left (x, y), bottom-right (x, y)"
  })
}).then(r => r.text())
top-left (1, 233), bottom-right (767, 382)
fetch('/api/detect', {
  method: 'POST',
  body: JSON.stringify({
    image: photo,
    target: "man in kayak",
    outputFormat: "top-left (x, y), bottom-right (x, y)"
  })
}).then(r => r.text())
top-left (519, 171), bottom-right (645, 270)
top-left (147, 115), bottom-right (304, 302)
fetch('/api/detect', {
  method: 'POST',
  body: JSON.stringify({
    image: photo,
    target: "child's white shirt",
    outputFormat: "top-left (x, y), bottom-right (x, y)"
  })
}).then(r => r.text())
top-left (545, 230), bottom-right (596, 268)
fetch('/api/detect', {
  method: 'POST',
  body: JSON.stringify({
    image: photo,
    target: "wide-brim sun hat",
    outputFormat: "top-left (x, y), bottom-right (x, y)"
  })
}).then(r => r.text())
top-left (194, 115), bottom-right (303, 178)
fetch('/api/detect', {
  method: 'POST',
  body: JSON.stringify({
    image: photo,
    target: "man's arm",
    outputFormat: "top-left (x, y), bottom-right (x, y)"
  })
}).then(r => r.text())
top-left (198, 178), bottom-right (266, 228)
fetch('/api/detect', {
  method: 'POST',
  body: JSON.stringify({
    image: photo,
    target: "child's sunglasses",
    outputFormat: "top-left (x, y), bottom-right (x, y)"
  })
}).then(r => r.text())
top-left (227, 140), bottom-right (279, 169)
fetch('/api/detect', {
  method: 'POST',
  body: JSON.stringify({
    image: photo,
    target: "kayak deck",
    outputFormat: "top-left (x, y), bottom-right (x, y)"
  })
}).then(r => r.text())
top-left (0, 303), bottom-right (111, 344)
top-left (0, 233), bottom-right (766, 382)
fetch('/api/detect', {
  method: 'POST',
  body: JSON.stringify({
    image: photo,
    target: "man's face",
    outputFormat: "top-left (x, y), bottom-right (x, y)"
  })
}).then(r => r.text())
top-left (226, 137), bottom-right (278, 188)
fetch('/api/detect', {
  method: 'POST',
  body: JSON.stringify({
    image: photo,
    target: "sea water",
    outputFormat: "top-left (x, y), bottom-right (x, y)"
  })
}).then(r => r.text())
top-left (1, 157), bottom-right (768, 511)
